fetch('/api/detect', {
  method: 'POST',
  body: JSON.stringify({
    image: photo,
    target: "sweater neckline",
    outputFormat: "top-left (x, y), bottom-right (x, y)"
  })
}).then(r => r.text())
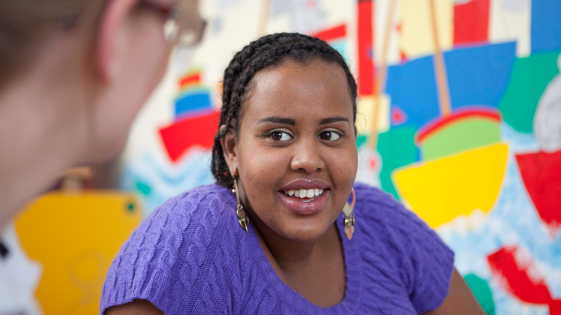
top-left (245, 210), bottom-right (363, 313)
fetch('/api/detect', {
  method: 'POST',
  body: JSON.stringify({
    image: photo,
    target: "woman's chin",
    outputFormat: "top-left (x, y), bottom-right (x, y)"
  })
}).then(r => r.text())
top-left (274, 219), bottom-right (334, 243)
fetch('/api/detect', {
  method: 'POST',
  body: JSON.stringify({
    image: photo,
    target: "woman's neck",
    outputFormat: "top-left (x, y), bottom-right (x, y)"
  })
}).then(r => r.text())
top-left (251, 215), bottom-right (346, 307)
top-left (0, 51), bottom-right (88, 231)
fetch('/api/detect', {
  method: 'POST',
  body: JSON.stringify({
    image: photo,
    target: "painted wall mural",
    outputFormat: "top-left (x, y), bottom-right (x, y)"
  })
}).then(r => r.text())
top-left (2, 0), bottom-right (560, 314)
top-left (121, 2), bottom-right (561, 315)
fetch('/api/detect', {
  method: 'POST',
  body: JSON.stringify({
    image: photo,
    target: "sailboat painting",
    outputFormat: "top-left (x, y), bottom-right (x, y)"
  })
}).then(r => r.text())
top-left (394, 108), bottom-right (509, 229)
top-left (368, 0), bottom-right (561, 314)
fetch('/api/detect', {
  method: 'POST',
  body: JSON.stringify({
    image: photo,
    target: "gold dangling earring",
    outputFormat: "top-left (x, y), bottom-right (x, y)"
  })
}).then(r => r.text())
top-left (343, 188), bottom-right (356, 240)
top-left (232, 179), bottom-right (249, 234)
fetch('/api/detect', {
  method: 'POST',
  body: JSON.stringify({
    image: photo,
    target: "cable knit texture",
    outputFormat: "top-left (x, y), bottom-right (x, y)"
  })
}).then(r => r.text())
top-left (101, 183), bottom-right (454, 314)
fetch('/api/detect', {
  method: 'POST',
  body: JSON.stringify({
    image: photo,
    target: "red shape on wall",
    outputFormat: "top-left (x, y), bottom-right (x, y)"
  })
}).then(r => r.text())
top-left (453, 0), bottom-right (490, 46)
top-left (515, 150), bottom-right (561, 236)
top-left (357, 0), bottom-right (375, 96)
top-left (179, 73), bottom-right (201, 90)
top-left (487, 246), bottom-right (561, 314)
top-left (159, 111), bottom-right (220, 162)
top-left (310, 24), bottom-right (346, 42)
top-left (400, 51), bottom-right (408, 63)
top-left (391, 106), bottom-right (407, 125)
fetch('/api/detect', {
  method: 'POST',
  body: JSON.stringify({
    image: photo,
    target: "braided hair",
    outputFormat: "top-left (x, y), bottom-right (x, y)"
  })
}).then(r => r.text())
top-left (212, 32), bottom-right (358, 188)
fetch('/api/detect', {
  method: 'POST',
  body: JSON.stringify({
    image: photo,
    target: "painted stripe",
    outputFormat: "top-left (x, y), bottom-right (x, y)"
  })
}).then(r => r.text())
top-left (310, 24), bottom-right (346, 42)
top-left (416, 108), bottom-right (501, 144)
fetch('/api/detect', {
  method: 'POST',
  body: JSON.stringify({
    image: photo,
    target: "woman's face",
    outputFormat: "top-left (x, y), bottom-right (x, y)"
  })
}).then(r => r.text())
top-left (230, 59), bottom-right (358, 243)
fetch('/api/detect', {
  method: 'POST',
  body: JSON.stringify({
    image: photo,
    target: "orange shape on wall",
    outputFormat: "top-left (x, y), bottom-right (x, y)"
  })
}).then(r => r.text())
top-left (15, 192), bottom-right (141, 315)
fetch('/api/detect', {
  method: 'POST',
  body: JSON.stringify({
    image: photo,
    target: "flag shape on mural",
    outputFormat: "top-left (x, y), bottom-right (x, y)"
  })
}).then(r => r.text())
top-left (453, 0), bottom-right (490, 46)
top-left (487, 246), bottom-right (561, 315)
top-left (159, 71), bottom-right (220, 163)
top-left (515, 150), bottom-right (561, 236)
top-left (310, 24), bottom-right (348, 61)
top-left (357, 0), bottom-right (374, 96)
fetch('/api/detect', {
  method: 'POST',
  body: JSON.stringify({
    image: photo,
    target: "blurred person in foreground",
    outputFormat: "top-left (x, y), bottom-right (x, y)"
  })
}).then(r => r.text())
top-left (0, 2), bottom-right (202, 312)
top-left (0, 0), bottom-right (203, 230)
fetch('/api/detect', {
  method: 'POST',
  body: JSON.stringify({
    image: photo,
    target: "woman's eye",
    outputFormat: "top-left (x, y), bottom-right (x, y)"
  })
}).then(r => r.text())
top-left (270, 131), bottom-right (292, 141)
top-left (320, 131), bottom-right (340, 141)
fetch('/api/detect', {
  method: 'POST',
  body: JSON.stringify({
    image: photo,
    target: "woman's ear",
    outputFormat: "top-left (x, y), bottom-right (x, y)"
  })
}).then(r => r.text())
top-left (219, 125), bottom-right (239, 178)
top-left (96, 0), bottom-right (138, 83)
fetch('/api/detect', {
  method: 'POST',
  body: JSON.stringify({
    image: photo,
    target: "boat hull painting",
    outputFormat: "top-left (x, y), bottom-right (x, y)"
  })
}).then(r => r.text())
top-left (394, 143), bottom-right (508, 228)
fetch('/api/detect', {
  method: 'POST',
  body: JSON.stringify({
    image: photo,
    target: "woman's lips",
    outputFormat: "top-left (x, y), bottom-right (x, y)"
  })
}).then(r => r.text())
top-left (278, 190), bottom-right (329, 216)
top-left (279, 179), bottom-right (330, 191)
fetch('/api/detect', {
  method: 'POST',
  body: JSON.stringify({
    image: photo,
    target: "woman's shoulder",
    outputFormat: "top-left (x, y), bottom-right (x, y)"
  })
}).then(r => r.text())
top-left (352, 182), bottom-right (454, 314)
top-left (143, 184), bottom-right (235, 231)
top-left (165, 183), bottom-right (235, 213)
top-left (352, 182), bottom-right (446, 247)
top-left (114, 184), bottom-right (238, 262)
top-left (353, 182), bottom-right (413, 223)
top-left (101, 184), bottom-right (242, 314)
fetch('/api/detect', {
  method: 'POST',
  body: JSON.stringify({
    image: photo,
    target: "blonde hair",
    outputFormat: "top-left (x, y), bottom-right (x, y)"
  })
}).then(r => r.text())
top-left (0, 0), bottom-right (109, 88)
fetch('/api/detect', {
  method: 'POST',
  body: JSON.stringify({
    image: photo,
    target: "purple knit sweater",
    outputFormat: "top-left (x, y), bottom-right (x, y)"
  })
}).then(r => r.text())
top-left (101, 183), bottom-right (454, 314)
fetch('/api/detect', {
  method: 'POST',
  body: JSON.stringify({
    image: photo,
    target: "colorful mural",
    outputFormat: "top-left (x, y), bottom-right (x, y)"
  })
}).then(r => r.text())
top-left (3, 0), bottom-right (560, 313)
top-left (120, 1), bottom-right (561, 314)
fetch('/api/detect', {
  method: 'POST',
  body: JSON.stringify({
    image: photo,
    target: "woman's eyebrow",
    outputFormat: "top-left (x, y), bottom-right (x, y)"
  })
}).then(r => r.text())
top-left (319, 116), bottom-right (349, 125)
top-left (257, 117), bottom-right (296, 125)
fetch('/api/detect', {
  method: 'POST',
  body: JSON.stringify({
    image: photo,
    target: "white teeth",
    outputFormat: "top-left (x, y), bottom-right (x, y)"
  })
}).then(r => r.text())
top-left (283, 189), bottom-right (324, 198)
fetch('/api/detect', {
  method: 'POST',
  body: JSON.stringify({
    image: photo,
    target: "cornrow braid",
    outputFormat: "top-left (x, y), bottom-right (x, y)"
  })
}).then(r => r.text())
top-left (212, 32), bottom-right (358, 188)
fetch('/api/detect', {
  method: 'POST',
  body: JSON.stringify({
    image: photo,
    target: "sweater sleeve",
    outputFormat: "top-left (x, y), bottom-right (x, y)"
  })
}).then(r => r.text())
top-left (355, 183), bottom-right (455, 314)
top-left (100, 187), bottom-right (243, 315)
top-left (397, 204), bottom-right (455, 314)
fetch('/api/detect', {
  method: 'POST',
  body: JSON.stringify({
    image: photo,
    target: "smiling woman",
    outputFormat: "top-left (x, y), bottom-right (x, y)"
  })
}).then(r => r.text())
top-left (101, 33), bottom-right (485, 314)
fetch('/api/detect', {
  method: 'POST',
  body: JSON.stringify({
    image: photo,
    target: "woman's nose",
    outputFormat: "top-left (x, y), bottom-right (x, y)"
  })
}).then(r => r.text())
top-left (289, 137), bottom-right (325, 174)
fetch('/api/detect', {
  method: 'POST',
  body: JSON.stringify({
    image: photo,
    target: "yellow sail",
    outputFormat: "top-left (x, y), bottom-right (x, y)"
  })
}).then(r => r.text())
top-left (393, 143), bottom-right (508, 228)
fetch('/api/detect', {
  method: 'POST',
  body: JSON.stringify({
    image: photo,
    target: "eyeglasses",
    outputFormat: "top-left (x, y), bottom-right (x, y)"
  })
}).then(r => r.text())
top-left (139, 0), bottom-right (206, 47)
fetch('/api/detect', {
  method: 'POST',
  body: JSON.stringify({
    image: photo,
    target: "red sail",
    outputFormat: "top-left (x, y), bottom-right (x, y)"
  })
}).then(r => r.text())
top-left (453, 0), bottom-right (490, 46)
top-left (159, 111), bottom-right (220, 162)
top-left (487, 246), bottom-right (560, 314)
top-left (515, 150), bottom-right (561, 235)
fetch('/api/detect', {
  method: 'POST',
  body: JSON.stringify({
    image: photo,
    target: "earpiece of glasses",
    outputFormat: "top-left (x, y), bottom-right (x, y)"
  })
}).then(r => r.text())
top-left (59, 0), bottom-right (206, 48)
top-left (164, 14), bottom-right (206, 47)
top-left (140, 0), bottom-right (206, 47)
